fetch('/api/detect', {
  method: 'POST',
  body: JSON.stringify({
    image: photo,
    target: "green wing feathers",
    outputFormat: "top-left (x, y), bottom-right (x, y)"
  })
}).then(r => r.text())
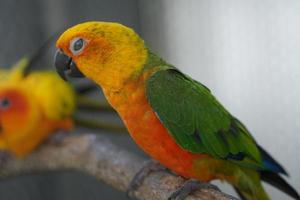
top-left (146, 68), bottom-right (262, 169)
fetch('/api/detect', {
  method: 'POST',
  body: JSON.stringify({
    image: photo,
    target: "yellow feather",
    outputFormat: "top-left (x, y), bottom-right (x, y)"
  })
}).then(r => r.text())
top-left (56, 21), bottom-right (148, 92)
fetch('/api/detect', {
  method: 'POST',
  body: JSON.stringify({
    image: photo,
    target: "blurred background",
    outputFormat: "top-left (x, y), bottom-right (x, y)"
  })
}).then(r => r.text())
top-left (0, 0), bottom-right (299, 199)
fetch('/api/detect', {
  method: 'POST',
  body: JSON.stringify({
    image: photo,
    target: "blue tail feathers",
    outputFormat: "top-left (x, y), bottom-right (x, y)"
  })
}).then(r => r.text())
top-left (258, 145), bottom-right (288, 176)
top-left (258, 145), bottom-right (300, 199)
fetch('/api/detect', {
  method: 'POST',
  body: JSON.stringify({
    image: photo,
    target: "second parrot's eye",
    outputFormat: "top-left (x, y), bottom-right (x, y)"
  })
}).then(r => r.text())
top-left (70, 37), bottom-right (87, 55)
top-left (0, 97), bottom-right (11, 110)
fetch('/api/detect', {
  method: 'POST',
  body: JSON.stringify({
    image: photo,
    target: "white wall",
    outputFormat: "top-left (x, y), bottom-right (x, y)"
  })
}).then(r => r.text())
top-left (139, 1), bottom-right (300, 199)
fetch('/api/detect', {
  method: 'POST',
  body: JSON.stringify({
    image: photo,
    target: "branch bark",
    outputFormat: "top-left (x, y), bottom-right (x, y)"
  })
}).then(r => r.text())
top-left (1, 134), bottom-right (238, 200)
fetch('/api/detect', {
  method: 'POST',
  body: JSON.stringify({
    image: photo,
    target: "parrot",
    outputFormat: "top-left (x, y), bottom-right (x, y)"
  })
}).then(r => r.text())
top-left (0, 58), bottom-right (75, 157)
top-left (0, 41), bottom-right (124, 158)
top-left (54, 21), bottom-right (300, 200)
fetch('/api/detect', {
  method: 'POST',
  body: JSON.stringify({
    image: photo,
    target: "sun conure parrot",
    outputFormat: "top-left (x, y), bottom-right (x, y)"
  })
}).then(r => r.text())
top-left (0, 41), bottom-right (125, 158)
top-left (0, 58), bottom-right (75, 157)
top-left (54, 21), bottom-right (300, 200)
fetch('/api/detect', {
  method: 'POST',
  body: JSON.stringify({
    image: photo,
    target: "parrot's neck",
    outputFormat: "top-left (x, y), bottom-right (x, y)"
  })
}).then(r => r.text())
top-left (89, 42), bottom-right (149, 94)
top-left (99, 49), bottom-right (167, 92)
top-left (101, 50), bottom-right (169, 114)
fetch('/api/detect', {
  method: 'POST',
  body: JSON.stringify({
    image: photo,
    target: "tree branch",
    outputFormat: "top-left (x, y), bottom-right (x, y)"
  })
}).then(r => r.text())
top-left (1, 134), bottom-right (238, 200)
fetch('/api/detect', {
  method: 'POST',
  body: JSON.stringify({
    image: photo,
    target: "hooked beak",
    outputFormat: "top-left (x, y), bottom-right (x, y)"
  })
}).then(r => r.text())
top-left (54, 49), bottom-right (84, 80)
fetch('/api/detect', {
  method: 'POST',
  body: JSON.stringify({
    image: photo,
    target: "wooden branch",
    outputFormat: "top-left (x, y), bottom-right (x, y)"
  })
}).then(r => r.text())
top-left (1, 134), bottom-right (238, 200)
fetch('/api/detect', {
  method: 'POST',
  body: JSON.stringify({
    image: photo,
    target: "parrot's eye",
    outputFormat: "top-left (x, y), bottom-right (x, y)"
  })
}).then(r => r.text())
top-left (70, 37), bottom-right (87, 55)
top-left (0, 97), bottom-right (11, 110)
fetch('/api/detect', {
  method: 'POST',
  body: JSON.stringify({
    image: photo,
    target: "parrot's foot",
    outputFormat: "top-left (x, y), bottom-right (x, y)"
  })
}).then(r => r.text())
top-left (168, 179), bottom-right (221, 200)
top-left (127, 159), bottom-right (167, 198)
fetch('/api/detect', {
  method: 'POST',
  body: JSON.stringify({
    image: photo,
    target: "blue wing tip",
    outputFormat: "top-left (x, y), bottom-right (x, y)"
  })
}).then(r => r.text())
top-left (258, 145), bottom-right (289, 176)
top-left (263, 160), bottom-right (289, 176)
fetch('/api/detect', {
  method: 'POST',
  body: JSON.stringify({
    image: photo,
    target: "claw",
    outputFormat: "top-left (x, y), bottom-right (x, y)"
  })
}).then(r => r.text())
top-left (168, 179), bottom-right (221, 200)
top-left (127, 159), bottom-right (167, 198)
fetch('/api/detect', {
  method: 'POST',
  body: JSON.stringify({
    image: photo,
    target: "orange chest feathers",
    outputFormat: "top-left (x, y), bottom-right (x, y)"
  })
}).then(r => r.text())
top-left (104, 78), bottom-right (211, 179)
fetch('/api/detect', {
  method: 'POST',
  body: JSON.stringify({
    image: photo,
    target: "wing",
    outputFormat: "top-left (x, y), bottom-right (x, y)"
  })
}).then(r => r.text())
top-left (146, 68), bottom-right (263, 168)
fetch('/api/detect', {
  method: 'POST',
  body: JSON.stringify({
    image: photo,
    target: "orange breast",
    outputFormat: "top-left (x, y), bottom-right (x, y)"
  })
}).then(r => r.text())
top-left (104, 74), bottom-right (215, 181)
top-left (9, 117), bottom-right (73, 157)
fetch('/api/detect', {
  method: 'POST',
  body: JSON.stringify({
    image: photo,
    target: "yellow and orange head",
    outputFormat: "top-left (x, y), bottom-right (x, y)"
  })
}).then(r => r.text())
top-left (55, 21), bottom-right (148, 91)
top-left (0, 65), bottom-right (75, 156)
top-left (0, 84), bottom-right (40, 152)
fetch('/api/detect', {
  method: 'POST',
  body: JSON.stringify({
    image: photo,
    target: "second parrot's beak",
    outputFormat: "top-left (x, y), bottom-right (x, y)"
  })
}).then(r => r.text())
top-left (54, 49), bottom-right (84, 80)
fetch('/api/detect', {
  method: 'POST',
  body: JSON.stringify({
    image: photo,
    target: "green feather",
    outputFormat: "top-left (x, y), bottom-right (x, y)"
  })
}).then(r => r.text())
top-left (145, 52), bottom-right (263, 169)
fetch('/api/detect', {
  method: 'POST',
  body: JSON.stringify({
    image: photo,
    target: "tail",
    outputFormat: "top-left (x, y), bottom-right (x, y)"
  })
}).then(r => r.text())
top-left (258, 145), bottom-right (288, 176)
top-left (232, 169), bottom-right (270, 200)
top-left (233, 145), bottom-right (300, 200)
top-left (261, 171), bottom-right (300, 200)
top-left (258, 145), bottom-right (300, 200)
top-left (234, 171), bottom-right (300, 200)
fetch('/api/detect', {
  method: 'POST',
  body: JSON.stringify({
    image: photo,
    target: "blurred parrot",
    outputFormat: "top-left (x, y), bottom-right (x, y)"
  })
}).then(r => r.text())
top-left (54, 22), bottom-right (300, 200)
top-left (0, 58), bottom-right (75, 157)
top-left (0, 40), bottom-right (124, 158)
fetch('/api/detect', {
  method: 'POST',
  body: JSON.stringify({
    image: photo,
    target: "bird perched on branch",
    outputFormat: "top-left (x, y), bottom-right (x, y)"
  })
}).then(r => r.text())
top-left (55, 21), bottom-right (299, 200)
top-left (0, 57), bottom-right (75, 157)
top-left (0, 40), bottom-right (123, 158)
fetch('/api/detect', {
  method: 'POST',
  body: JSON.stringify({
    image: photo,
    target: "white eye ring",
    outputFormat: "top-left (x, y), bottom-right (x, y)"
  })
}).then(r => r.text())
top-left (69, 37), bottom-right (87, 56)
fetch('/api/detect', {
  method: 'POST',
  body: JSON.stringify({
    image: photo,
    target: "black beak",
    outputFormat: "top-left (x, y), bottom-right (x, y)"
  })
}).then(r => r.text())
top-left (54, 49), bottom-right (84, 80)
